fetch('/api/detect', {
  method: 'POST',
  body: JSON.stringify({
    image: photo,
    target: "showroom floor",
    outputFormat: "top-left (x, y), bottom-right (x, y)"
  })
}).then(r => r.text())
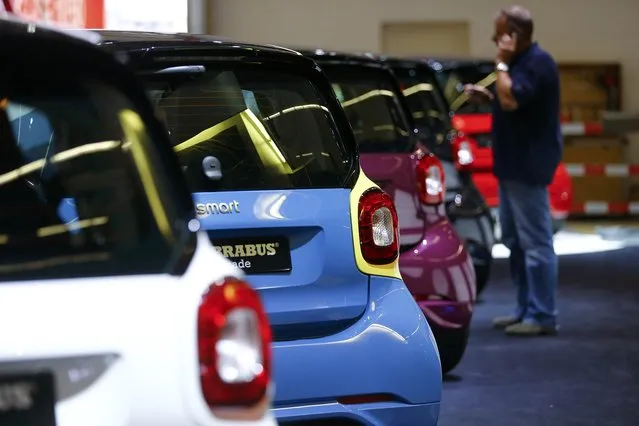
top-left (438, 222), bottom-right (639, 426)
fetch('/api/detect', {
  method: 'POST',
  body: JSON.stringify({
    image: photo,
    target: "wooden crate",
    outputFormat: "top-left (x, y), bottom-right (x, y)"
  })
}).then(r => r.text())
top-left (558, 62), bottom-right (622, 122)
top-left (563, 135), bottom-right (627, 163)
top-left (563, 135), bottom-right (630, 205)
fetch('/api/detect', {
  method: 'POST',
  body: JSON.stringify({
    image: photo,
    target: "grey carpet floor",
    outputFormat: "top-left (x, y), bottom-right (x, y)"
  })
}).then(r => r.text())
top-left (438, 247), bottom-right (639, 426)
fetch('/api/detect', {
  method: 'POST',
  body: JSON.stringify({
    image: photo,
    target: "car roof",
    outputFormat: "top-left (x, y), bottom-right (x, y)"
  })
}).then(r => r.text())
top-left (379, 55), bottom-right (493, 71)
top-left (378, 56), bottom-right (434, 69)
top-left (425, 56), bottom-right (494, 70)
top-left (290, 47), bottom-right (386, 67)
top-left (91, 30), bottom-right (306, 60)
top-left (0, 13), bottom-right (102, 46)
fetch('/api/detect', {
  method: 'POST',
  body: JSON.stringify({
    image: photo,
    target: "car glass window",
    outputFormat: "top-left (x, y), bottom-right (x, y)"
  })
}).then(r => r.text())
top-left (0, 66), bottom-right (182, 282)
top-left (141, 67), bottom-right (351, 192)
top-left (394, 68), bottom-right (449, 135)
top-left (322, 66), bottom-right (412, 154)
top-left (439, 63), bottom-right (496, 114)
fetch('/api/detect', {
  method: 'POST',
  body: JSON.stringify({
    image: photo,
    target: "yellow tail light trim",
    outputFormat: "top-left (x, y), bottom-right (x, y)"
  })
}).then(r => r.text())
top-left (349, 168), bottom-right (402, 280)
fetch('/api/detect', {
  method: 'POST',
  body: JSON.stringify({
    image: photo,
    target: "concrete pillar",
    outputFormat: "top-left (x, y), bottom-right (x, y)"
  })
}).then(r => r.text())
top-left (188, 0), bottom-right (209, 33)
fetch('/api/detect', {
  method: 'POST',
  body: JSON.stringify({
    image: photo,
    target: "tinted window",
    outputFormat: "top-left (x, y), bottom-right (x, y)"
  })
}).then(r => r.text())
top-left (394, 67), bottom-right (449, 135)
top-left (438, 63), bottom-right (496, 114)
top-left (0, 68), bottom-right (187, 281)
top-left (140, 66), bottom-right (351, 192)
top-left (322, 65), bottom-right (413, 153)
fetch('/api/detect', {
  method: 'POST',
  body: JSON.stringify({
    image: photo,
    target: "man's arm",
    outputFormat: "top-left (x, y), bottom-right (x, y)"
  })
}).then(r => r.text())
top-left (464, 84), bottom-right (494, 104)
top-left (495, 59), bottom-right (549, 112)
top-left (495, 69), bottom-right (518, 111)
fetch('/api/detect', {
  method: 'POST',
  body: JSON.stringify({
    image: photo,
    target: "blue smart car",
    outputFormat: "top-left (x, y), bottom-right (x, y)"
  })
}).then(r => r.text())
top-left (94, 31), bottom-right (442, 425)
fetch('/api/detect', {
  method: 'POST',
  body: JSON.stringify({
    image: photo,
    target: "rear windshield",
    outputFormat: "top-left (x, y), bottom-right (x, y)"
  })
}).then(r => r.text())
top-left (393, 67), bottom-right (450, 135)
top-left (139, 65), bottom-right (352, 192)
top-left (321, 65), bottom-right (413, 153)
top-left (437, 62), bottom-right (496, 114)
top-left (0, 63), bottom-right (188, 281)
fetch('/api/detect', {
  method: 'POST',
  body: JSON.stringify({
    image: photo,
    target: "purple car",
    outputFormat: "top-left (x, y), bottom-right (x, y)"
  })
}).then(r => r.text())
top-left (302, 49), bottom-right (477, 373)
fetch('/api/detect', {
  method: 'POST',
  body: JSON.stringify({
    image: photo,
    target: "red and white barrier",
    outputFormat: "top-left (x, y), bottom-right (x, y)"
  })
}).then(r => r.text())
top-left (565, 163), bottom-right (639, 177)
top-left (561, 122), bottom-right (603, 136)
top-left (572, 202), bottom-right (639, 215)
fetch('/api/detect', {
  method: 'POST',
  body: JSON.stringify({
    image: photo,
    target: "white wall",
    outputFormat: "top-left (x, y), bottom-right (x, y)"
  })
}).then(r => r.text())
top-left (105, 0), bottom-right (188, 32)
top-left (211, 0), bottom-right (639, 112)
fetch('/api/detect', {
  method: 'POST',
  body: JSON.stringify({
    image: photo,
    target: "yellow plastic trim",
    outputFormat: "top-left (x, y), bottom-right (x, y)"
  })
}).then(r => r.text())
top-left (173, 108), bottom-right (313, 175)
top-left (119, 109), bottom-right (174, 242)
top-left (349, 167), bottom-right (402, 280)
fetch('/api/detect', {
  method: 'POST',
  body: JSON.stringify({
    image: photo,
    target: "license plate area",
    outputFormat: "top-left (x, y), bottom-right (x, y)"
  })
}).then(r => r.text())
top-left (211, 235), bottom-right (292, 275)
top-left (0, 372), bottom-right (56, 426)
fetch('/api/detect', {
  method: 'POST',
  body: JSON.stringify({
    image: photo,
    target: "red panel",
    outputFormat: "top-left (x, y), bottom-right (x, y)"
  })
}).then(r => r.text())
top-left (451, 113), bottom-right (492, 134)
top-left (11, 0), bottom-right (100, 28)
top-left (84, 0), bottom-right (102, 27)
top-left (471, 172), bottom-right (499, 208)
top-left (549, 163), bottom-right (572, 215)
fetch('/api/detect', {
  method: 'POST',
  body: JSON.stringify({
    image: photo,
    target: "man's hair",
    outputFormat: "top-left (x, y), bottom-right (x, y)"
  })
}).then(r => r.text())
top-left (500, 5), bottom-right (534, 41)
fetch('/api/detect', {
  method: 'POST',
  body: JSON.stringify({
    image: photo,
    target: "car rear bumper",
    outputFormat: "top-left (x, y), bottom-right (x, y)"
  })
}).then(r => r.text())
top-left (275, 401), bottom-right (440, 426)
top-left (398, 217), bottom-right (475, 329)
top-left (445, 183), bottom-right (495, 248)
top-left (270, 277), bottom-right (442, 423)
top-left (414, 299), bottom-right (473, 330)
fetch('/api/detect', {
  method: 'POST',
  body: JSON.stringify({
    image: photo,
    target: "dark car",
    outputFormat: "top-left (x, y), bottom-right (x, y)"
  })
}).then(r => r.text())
top-left (94, 32), bottom-right (443, 425)
top-left (297, 48), bottom-right (478, 373)
top-left (381, 56), bottom-right (496, 295)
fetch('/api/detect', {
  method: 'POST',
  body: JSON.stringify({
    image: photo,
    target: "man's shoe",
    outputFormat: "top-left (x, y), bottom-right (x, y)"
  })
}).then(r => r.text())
top-left (492, 316), bottom-right (521, 329)
top-left (504, 322), bottom-right (558, 336)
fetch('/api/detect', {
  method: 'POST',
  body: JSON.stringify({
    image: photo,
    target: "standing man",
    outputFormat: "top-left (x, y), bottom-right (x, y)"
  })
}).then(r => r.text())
top-left (464, 5), bottom-right (561, 336)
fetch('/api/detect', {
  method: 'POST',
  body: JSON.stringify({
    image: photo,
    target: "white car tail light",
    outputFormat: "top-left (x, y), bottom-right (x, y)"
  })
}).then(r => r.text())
top-left (198, 277), bottom-right (272, 407)
top-left (358, 189), bottom-right (400, 265)
top-left (452, 134), bottom-right (476, 170)
top-left (415, 152), bottom-right (446, 205)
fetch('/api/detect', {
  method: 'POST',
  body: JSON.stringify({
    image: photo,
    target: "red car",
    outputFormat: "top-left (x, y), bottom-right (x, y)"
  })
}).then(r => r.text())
top-left (428, 57), bottom-right (573, 236)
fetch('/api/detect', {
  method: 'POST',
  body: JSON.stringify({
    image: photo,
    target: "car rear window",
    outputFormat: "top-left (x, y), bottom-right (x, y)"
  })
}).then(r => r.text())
top-left (393, 67), bottom-right (450, 135)
top-left (438, 62), bottom-right (496, 114)
top-left (321, 65), bottom-right (413, 153)
top-left (139, 65), bottom-right (352, 192)
top-left (0, 61), bottom-right (189, 282)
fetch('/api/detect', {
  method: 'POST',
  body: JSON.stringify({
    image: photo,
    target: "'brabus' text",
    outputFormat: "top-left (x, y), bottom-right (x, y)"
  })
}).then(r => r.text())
top-left (214, 242), bottom-right (279, 271)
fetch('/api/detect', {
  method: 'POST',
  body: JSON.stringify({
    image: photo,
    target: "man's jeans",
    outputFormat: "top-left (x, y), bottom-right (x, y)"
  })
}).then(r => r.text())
top-left (499, 180), bottom-right (558, 328)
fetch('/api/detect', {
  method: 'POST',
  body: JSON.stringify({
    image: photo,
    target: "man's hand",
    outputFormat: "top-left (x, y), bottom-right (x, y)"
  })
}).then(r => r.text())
top-left (497, 33), bottom-right (517, 64)
top-left (463, 84), bottom-right (494, 104)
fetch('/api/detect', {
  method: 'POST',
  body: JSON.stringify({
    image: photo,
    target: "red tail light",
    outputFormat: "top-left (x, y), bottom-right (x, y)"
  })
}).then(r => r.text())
top-left (1, 0), bottom-right (12, 12)
top-left (358, 189), bottom-right (400, 265)
top-left (452, 133), bottom-right (475, 171)
top-left (415, 152), bottom-right (446, 205)
top-left (198, 277), bottom-right (272, 408)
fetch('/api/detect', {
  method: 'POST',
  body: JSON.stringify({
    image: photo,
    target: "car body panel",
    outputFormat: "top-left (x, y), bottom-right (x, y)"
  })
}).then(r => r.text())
top-left (360, 153), bottom-right (475, 326)
top-left (194, 188), bottom-right (370, 335)
top-left (272, 276), bottom-right (441, 425)
top-left (0, 234), bottom-right (275, 426)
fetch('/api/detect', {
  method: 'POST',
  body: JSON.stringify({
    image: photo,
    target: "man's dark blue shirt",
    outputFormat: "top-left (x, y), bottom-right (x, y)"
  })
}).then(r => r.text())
top-left (491, 42), bottom-right (562, 186)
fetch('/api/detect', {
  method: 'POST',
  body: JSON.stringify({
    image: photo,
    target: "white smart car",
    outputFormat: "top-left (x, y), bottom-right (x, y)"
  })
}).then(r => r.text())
top-left (0, 15), bottom-right (276, 426)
